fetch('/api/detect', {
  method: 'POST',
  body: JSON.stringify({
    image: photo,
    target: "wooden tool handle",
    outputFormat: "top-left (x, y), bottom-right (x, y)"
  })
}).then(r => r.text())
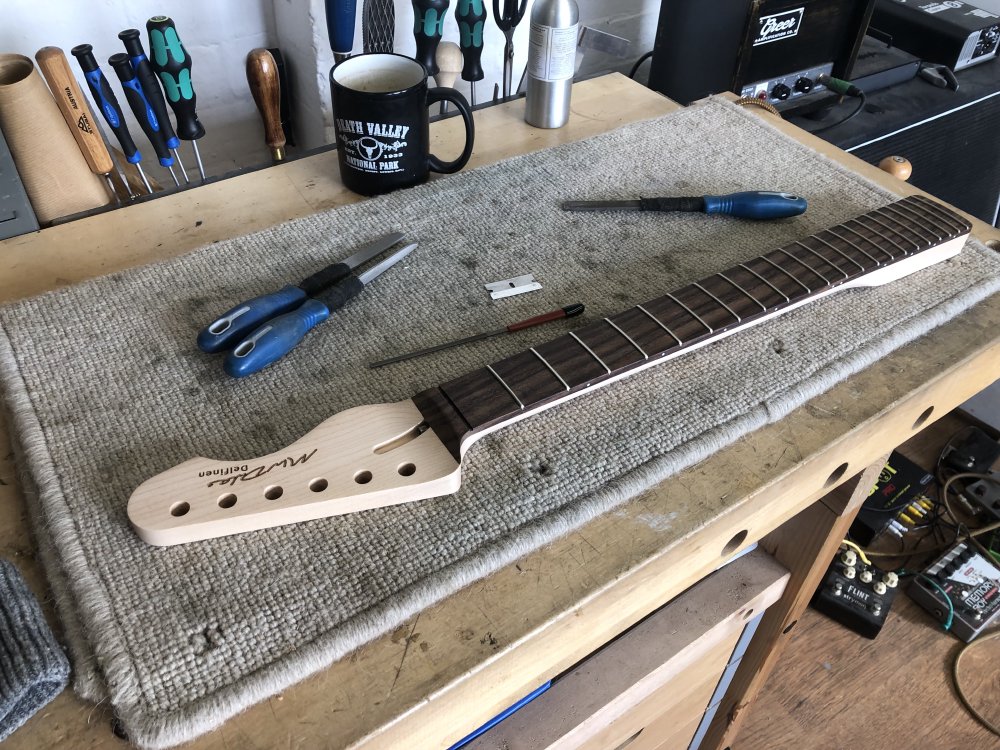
top-left (246, 48), bottom-right (285, 161)
top-left (34, 46), bottom-right (115, 176)
top-left (434, 41), bottom-right (463, 88)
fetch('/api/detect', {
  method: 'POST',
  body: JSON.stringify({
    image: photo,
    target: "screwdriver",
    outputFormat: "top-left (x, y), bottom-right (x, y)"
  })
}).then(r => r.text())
top-left (326, 0), bottom-right (359, 63)
top-left (246, 49), bottom-right (285, 161)
top-left (369, 303), bottom-right (585, 368)
top-left (118, 29), bottom-right (188, 183)
top-left (224, 242), bottom-right (417, 377)
top-left (34, 46), bottom-right (126, 201)
top-left (146, 16), bottom-right (207, 181)
top-left (109, 52), bottom-right (180, 187)
top-left (561, 191), bottom-right (808, 220)
top-left (412, 0), bottom-right (449, 77)
top-left (456, 0), bottom-right (487, 105)
top-left (71, 44), bottom-right (153, 194)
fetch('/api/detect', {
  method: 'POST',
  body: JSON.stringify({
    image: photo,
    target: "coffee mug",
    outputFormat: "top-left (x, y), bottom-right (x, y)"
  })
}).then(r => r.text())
top-left (330, 53), bottom-right (475, 196)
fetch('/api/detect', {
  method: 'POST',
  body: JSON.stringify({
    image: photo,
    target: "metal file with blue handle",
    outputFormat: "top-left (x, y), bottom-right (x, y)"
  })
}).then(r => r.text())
top-left (561, 191), bottom-right (807, 220)
top-left (196, 232), bottom-right (412, 377)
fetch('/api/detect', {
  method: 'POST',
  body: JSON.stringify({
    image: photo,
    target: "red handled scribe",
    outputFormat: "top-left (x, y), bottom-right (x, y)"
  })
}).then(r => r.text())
top-left (368, 303), bottom-right (585, 368)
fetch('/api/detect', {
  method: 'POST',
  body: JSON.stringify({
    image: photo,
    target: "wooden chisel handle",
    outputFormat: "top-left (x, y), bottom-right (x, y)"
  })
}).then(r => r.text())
top-left (246, 48), bottom-right (285, 162)
top-left (34, 46), bottom-right (115, 176)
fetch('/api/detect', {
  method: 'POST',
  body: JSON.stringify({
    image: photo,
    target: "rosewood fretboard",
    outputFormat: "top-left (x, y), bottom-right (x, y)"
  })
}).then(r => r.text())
top-left (413, 195), bottom-right (971, 459)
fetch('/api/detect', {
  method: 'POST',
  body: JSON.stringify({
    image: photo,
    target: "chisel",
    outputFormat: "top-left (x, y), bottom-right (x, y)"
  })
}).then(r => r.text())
top-left (562, 191), bottom-right (807, 220)
top-left (369, 303), bottom-right (585, 368)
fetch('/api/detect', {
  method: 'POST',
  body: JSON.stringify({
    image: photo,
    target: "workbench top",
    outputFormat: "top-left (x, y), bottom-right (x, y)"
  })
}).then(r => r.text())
top-left (2, 74), bottom-right (999, 750)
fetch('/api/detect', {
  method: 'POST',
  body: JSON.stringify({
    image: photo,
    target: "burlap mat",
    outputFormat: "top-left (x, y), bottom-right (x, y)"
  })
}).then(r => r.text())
top-left (2, 97), bottom-right (998, 748)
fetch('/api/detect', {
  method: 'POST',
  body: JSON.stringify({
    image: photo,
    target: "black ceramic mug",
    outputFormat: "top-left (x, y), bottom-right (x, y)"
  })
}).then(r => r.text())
top-left (330, 53), bottom-right (475, 196)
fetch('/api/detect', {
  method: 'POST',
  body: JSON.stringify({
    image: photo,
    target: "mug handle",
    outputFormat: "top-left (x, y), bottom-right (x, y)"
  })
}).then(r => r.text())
top-left (425, 87), bottom-right (475, 174)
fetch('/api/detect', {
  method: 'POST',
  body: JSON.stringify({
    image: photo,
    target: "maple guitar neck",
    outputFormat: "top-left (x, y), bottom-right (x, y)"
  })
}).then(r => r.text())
top-left (128, 195), bottom-right (971, 545)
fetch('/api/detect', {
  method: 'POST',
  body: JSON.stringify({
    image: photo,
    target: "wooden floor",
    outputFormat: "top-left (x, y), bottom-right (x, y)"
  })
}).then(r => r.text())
top-left (740, 412), bottom-right (1000, 750)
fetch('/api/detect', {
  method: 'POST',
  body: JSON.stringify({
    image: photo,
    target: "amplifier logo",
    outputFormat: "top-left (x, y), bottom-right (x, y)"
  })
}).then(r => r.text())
top-left (753, 7), bottom-right (805, 46)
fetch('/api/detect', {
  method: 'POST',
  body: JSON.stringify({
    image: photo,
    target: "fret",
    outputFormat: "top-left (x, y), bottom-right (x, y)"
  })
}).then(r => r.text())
top-left (642, 295), bottom-right (717, 341)
top-left (667, 289), bottom-right (719, 333)
top-left (739, 262), bottom-right (790, 303)
top-left (636, 304), bottom-right (683, 347)
top-left (754, 255), bottom-right (812, 294)
top-left (823, 227), bottom-right (882, 266)
top-left (867, 208), bottom-right (924, 251)
top-left (772, 247), bottom-right (831, 286)
top-left (692, 281), bottom-right (742, 322)
top-left (611, 306), bottom-right (687, 355)
top-left (534, 334), bottom-right (609, 387)
top-left (487, 366), bottom-right (524, 409)
top-left (572, 319), bottom-right (647, 372)
top-left (793, 240), bottom-right (850, 280)
top-left (438, 367), bottom-right (523, 429)
top-left (491, 349), bottom-right (567, 407)
top-left (811, 233), bottom-right (867, 273)
top-left (845, 216), bottom-right (910, 257)
top-left (605, 317), bottom-right (648, 358)
top-left (881, 203), bottom-right (942, 243)
top-left (700, 273), bottom-right (766, 319)
top-left (531, 348), bottom-right (570, 391)
top-left (716, 271), bottom-right (768, 312)
top-left (913, 194), bottom-right (970, 235)
top-left (569, 331), bottom-right (612, 374)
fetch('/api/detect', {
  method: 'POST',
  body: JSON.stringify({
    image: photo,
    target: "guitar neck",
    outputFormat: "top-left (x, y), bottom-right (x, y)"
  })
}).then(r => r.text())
top-left (413, 195), bottom-right (971, 459)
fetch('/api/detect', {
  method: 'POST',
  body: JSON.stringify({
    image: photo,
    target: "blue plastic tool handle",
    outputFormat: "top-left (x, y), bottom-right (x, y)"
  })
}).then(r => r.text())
top-left (702, 191), bottom-right (807, 220)
top-left (197, 284), bottom-right (307, 353)
top-left (326, 0), bottom-right (359, 56)
top-left (224, 298), bottom-right (330, 378)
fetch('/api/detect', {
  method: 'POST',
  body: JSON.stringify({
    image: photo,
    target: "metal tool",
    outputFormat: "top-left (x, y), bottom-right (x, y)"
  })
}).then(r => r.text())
top-left (562, 191), bottom-right (808, 220)
top-left (146, 16), bottom-right (207, 181)
top-left (412, 0), bottom-right (449, 77)
top-left (118, 29), bottom-right (189, 184)
top-left (485, 273), bottom-right (542, 299)
top-left (71, 44), bottom-right (153, 194)
top-left (363, 0), bottom-right (395, 52)
top-left (35, 46), bottom-right (125, 201)
top-left (370, 303), bottom-right (584, 368)
top-left (246, 49), bottom-right (286, 161)
top-left (197, 233), bottom-right (412, 377)
top-left (493, 0), bottom-right (526, 99)
top-left (326, 0), bottom-right (359, 62)
top-left (108, 53), bottom-right (180, 187)
top-left (456, 0), bottom-right (487, 105)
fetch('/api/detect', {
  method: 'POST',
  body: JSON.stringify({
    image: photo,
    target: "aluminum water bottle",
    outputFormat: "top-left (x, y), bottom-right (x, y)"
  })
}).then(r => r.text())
top-left (524, 0), bottom-right (579, 128)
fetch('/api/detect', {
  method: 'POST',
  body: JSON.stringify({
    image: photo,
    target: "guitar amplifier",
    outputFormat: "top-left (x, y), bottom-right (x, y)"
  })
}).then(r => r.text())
top-left (647, 0), bottom-right (876, 112)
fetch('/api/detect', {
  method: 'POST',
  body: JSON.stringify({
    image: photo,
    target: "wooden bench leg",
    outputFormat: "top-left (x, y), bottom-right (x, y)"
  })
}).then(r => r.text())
top-left (700, 455), bottom-right (889, 750)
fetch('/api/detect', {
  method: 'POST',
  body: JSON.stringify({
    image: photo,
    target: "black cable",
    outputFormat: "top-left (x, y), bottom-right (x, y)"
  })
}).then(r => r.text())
top-left (629, 51), bottom-right (654, 80)
top-left (808, 91), bottom-right (867, 134)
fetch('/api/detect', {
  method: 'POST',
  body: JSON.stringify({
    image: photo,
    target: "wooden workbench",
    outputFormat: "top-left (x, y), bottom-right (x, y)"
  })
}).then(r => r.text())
top-left (2, 73), bottom-right (999, 749)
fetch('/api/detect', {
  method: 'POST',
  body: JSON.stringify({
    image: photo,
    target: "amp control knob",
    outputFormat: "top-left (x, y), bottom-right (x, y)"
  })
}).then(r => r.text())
top-left (771, 83), bottom-right (792, 101)
top-left (794, 77), bottom-right (814, 93)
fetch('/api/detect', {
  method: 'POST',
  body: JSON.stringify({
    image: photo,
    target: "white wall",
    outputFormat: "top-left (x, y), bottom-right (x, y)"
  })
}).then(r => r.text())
top-left (1, 0), bottom-right (660, 178)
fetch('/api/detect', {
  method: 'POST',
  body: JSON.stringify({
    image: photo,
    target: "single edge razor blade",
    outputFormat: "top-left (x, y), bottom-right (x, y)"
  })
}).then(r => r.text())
top-left (485, 274), bottom-right (543, 300)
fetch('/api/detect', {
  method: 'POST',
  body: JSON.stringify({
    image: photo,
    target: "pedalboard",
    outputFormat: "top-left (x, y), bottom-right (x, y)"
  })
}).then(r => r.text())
top-left (909, 541), bottom-right (1000, 641)
top-left (941, 426), bottom-right (1000, 475)
top-left (811, 547), bottom-right (900, 639)
top-left (849, 451), bottom-right (935, 545)
top-left (739, 62), bottom-right (835, 110)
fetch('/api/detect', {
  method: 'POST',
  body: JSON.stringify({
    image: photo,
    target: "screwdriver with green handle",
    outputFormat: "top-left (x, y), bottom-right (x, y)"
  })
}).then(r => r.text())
top-left (108, 53), bottom-right (180, 187)
top-left (455, 0), bottom-right (487, 105)
top-left (146, 15), bottom-right (207, 181)
top-left (561, 191), bottom-right (807, 220)
top-left (412, 0), bottom-right (449, 76)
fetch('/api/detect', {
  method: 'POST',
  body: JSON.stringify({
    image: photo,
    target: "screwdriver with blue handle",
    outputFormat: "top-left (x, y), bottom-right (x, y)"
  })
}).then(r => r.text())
top-left (109, 52), bottom-right (180, 187)
top-left (326, 0), bottom-right (359, 63)
top-left (561, 191), bottom-right (807, 220)
top-left (71, 44), bottom-right (153, 194)
top-left (223, 241), bottom-right (417, 378)
top-left (118, 29), bottom-right (189, 183)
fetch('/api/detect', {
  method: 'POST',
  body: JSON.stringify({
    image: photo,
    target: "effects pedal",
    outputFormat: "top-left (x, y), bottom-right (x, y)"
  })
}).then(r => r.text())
top-left (811, 545), bottom-right (900, 639)
top-left (909, 541), bottom-right (1000, 642)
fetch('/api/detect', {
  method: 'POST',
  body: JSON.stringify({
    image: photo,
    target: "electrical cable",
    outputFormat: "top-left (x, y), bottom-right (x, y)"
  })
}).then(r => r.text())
top-left (918, 574), bottom-right (954, 631)
top-left (953, 629), bottom-right (1000, 737)
top-left (808, 91), bottom-right (866, 134)
top-left (628, 51), bottom-right (653, 80)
